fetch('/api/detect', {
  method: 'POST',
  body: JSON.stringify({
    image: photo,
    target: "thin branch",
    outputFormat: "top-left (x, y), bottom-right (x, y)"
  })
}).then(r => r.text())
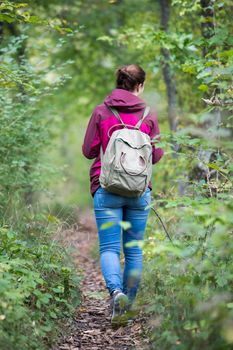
top-left (202, 97), bottom-right (233, 107)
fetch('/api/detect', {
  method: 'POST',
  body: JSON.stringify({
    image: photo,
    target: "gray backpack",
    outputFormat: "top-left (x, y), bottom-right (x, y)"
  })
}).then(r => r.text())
top-left (99, 107), bottom-right (152, 197)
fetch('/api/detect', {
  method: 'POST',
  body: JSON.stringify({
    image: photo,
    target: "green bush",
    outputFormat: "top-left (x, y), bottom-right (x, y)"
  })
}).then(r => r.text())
top-left (0, 221), bottom-right (81, 350)
top-left (139, 196), bottom-right (233, 350)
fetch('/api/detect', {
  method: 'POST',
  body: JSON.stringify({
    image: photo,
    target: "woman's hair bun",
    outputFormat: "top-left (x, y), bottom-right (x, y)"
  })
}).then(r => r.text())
top-left (116, 64), bottom-right (146, 92)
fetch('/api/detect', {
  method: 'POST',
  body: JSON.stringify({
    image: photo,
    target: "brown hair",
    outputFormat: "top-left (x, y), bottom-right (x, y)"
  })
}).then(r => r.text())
top-left (116, 64), bottom-right (146, 92)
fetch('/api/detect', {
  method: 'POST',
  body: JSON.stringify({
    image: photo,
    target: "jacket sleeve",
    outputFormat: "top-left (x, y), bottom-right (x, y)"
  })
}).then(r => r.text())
top-left (149, 113), bottom-right (164, 164)
top-left (82, 107), bottom-right (101, 159)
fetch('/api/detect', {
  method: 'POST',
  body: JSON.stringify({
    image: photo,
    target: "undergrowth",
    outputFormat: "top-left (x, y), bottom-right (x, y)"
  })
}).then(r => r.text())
top-left (138, 195), bottom-right (233, 350)
top-left (0, 211), bottom-right (81, 350)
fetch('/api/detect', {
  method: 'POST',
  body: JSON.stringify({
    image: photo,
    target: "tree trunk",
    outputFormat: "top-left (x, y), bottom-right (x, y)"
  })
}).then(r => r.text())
top-left (159, 0), bottom-right (177, 132)
top-left (191, 0), bottom-right (220, 195)
top-left (200, 0), bottom-right (215, 57)
top-left (158, 0), bottom-right (187, 195)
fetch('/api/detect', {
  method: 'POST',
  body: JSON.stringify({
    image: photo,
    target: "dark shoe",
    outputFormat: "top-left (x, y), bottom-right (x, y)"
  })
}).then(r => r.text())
top-left (111, 290), bottom-right (129, 328)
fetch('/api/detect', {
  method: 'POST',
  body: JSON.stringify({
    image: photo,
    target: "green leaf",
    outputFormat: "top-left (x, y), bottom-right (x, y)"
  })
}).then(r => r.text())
top-left (207, 163), bottom-right (228, 174)
top-left (198, 84), bottom-right (209, 92)
top-left (47, 214), bottom-right (59, 223)
top-left (124, 240), bottom-right (143, 248)
top-left (100, 221), bottom-right (115, 230)
top-left (49, 311), bottom-right (58, 319)
top-left (119, 221), bottom-right (132, 230)
top-left (0, 14), bottom-right (15, 23)
top-left (97, 35), bottom-right (113, 44)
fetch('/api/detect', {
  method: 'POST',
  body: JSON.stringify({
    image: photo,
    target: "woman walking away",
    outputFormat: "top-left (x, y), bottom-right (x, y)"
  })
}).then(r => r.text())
top-left (82, 64), bottom-right (164, 327)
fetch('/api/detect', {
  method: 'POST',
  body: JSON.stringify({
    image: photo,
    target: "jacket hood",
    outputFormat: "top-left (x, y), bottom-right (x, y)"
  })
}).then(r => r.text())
top-left (104, 88), bottom-right (146, 112)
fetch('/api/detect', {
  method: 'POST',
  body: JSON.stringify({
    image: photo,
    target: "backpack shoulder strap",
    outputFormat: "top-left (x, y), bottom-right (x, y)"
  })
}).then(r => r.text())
top-left (135, 106), bottom-right (150, 130)
top-left (109, 107), bottom-right (126, 126)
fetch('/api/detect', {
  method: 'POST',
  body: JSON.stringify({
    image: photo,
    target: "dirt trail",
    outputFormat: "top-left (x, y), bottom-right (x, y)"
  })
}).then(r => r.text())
top-left (52, 210), bottom-right (148, 350)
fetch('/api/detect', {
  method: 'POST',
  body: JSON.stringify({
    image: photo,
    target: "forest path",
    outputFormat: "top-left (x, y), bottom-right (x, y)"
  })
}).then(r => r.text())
top-left (52, 210), bottom-right (148, 350)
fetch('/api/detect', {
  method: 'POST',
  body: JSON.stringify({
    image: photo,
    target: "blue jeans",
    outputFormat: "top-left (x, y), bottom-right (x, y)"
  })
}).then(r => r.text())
top-left (93, 187), bottom-right (151, 302)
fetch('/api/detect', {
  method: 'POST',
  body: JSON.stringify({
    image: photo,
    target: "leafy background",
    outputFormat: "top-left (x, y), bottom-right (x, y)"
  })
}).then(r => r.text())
top-left (0, 0), bottom-right (232, 349)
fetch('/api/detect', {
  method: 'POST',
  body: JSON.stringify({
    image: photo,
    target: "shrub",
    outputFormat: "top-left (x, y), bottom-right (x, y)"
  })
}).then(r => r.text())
top-left (139, 196), bottom-right (233, 350)
top-left (0, 221), bottom-right (81, 350)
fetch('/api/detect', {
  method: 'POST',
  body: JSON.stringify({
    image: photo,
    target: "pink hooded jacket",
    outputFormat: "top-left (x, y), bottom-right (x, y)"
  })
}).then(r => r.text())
top-left (82, 88), bottom-right (164, 196)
